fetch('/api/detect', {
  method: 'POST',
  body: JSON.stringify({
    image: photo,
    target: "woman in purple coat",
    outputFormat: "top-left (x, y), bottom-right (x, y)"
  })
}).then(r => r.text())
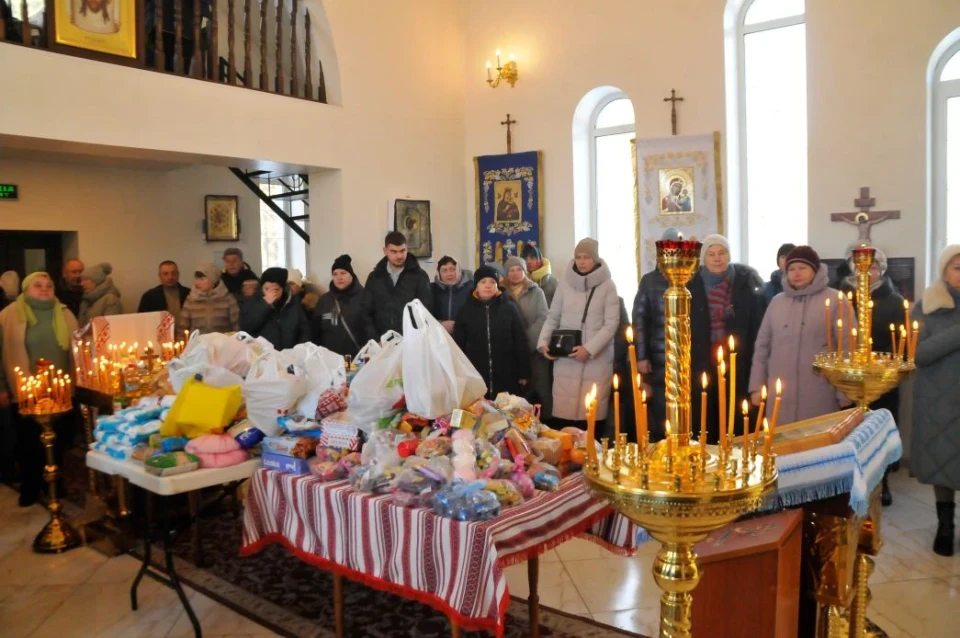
top-left (749, 246), bottom-right (852, 425)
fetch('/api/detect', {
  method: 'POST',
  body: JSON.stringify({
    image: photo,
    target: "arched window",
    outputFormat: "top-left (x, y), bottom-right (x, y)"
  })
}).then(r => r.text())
top-left (726, 0), bottom-right (807, 271)
top-left (931, 38), bottom-right (960, 273)
top-left (590, 94), bottom-right (637, 298)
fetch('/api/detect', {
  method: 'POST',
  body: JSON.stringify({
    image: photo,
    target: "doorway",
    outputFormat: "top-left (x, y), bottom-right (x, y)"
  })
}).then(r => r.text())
top-left (0, 230), bottom-right (72, 282)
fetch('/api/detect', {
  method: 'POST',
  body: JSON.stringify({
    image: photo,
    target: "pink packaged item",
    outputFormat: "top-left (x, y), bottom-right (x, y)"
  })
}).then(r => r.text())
top-left (185, 433), bottom-right (241, 455)
top-left (315, 389), bottom-right (348, 419)
top-left (195, 448), bottom-right (249, 468)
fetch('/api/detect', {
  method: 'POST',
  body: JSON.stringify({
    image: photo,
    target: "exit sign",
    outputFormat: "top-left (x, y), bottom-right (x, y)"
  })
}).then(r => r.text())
top-left (0, 184), bottom-right (17, 200)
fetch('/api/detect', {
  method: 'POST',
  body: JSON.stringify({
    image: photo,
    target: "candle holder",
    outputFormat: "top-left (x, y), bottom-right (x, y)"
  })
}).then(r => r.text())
top-left (812, 247), bottom-right (914, 411)
top-left (584, 239), bottom-right (777, 638)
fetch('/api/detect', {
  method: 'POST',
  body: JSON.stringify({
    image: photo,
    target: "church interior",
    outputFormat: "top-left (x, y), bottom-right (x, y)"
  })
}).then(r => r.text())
top-left (1, 0), bottom-right (959, 636)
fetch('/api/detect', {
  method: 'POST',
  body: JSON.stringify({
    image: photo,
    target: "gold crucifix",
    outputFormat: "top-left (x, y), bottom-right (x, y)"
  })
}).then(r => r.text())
top-left (501, 113), bottom-right (517, 154)
top-left (663, 89), bottom-right (684, 136)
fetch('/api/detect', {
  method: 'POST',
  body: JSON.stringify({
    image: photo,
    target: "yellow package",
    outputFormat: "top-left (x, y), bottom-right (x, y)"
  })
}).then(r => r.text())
top-left (162, 376), bottom-right (244, 439)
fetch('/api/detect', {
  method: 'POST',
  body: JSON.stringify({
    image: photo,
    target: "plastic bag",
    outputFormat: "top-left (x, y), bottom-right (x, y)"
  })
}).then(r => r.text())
top-left (162, 375), bottom-right (243, 438)
top-left (284, 343), bottom-right (348, 417)
top-left (401, 300), bottom-right (486, 418)
top-left (355, 339), bottom-right (382, 365)
top-left (432, 481), bottom-right (502, 521)
top-left (169, 331), bottom-right (269, 389)
top-left (242, 351), bottom-right (308, 437)
top-left (347, 331), bottom-right (405, 432)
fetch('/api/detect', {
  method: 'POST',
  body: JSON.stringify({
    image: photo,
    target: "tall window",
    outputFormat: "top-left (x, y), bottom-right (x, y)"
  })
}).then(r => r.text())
top-left (735, 0), bottom-right (807, 271)
top-left (591, 95), bottom-right (637, 298)
top-left (258, 179), bottom-right (308, 273)
top-left (934, 45), bottom-right (960, 254)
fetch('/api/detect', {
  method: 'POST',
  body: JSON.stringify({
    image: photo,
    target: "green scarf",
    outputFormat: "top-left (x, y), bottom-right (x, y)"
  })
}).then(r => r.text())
top-left (15, 294), bottom-right (71, 351)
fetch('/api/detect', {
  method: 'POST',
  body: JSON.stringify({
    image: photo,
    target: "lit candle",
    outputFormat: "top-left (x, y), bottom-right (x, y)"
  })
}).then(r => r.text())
top-left (837, 319), bottom-right (844, 357)
top-left (585, 389), bottom-right (597, 467)
top-left (846, 292), bottom-right (854, 329)
top-left (717, 346), bottom-right (726, 449)
top-left (727, 336), bottom-right (737, 441)
top-left (754, 385), bottom-right (767, 450)
top-left (770, 379), bottom-right (783, 432)
top-left (903, 300), bottom-right (911, 346)
top-left (910, 320), bottom-right (920, 360)
top-left (700, 372), bottom-right (708, 446)
top-left (889, 323), bottom-right (897, 355)
top-left (897, 325), bottom-right (906, 360)
top-left (640, 385), bottom-right (648, 445)
top-left (612, 374), bottom-right (621, 442)
top-left (851, 327), bottom-right (858, 351)
top-left (486, 60), bottom-right (492, 80)
top-left (665, 419), bottom-right (673, 462)
top-left (741, 399), bottom-right (750, 454)
top-left (762, 418), bottom-right (773, 458)
top-left (626, 327), bottom-right (645, 445)
top-left (825, 298), bottom-right (832, 353)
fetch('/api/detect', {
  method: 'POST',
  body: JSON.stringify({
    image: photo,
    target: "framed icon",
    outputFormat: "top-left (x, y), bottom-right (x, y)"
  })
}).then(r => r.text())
top-left (204, 195), bottom-right (240, 241)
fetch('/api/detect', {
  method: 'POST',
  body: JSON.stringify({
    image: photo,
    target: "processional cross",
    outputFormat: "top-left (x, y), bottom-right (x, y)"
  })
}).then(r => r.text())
top-left (830, 187), bottom-right (901, 244)
top-left (501, 113), bottom-right (517, 154)
top-left (663, 89), bottom-right (684, 136)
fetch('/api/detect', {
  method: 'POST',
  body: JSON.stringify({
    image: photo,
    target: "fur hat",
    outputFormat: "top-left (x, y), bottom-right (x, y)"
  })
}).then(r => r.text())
top-left (260, 267), bottom-right (289, 287)
top-left (922, 244), bottom-right (960, 314)
top-left (474, 265), bottom-right (501, 285)
top-left (331, 254), bottom-right (356, 278)
top-left (699, 234), bottom-right (730, 264)
top-left (784, 245), bottom-right (821, 272)
top-left (504, 256), bottom-right (527, 273)
top-left (0, 270), bottom-right (20, 300)
top-left (82, 262), bottom-right (113, 285)
top-left (574, 238), bottom-right (600, 262)
top-left (194, 262), bottom-right (221, 285)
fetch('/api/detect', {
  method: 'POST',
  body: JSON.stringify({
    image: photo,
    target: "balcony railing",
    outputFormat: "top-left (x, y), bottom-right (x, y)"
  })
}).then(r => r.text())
top-left (0, 0), bottom-right (327, 103)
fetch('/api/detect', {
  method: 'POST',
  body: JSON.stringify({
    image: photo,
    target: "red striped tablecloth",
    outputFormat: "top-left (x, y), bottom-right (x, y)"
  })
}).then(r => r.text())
top-left (240, 468), bottom-right (637, 636)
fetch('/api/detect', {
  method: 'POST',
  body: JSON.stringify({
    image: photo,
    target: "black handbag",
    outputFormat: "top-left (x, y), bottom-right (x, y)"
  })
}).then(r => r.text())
top-left (547, 287), bottom-right (597, 357)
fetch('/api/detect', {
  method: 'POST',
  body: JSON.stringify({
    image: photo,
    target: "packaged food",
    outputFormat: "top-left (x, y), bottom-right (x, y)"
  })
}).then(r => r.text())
top-left (131, 444), bottom-right (155, 462)
top-left (397, 439), bottom-right (420, 458)
top-left (416, 436), bottom-right (452, 459)
top-left (432, 481), bottom-right (502, 521)
top-left (262, 435), bottom-right (320, 459)
top-left (337, 452), bottom-right (363, 472)
top-left (161, 437), bottom-right (190, 453)
top-left (510, 465), bottom-right (535, 498)
top-left (483, 479), bottom-right (523, 506)
top-left (194, 449), bottom-right (249, 468)
top-left (315, 447), bottom-right (346, 463)
top-left (475, 440), bottom-right (502, 479)
top-left (528, 462), bottom-right (562, 491)
top-left (185, 433), bottom-right (241, 455)
top-left (449, 409), bottom-right (478, 430)
top-left (262, 451), bottom-right (312, 475)
top-left (227, 420), bottom-right (265, 449)
top-left (144, 451), bottom-right (200, 476)
top-left (531, 438), bottom-right (562, 465)
top-left (317, 422), bottom-right (363, 452)
top-left (540, 428), bottom-right (574, 451)
top-left (309, 459), bottom-right (344, 482)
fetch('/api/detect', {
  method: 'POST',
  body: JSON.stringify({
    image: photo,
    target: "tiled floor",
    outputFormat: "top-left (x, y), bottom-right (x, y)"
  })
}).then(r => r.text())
top-left (1, 470), bottom-right (958, 637)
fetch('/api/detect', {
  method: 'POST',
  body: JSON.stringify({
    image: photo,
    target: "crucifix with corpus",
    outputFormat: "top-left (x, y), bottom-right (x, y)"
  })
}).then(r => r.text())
top-left (663, 89), bottom-right (684, 136)
top-left (501, 113), bottom-right (517, 154)
top-left (830, 187), bottom-right (901, 244)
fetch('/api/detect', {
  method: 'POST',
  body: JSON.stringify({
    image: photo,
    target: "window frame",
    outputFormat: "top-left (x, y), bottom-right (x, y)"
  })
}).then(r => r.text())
top-left (588, 92), bottom-right (635, 240)
top-left (932, 42), bottom-right (960, 278)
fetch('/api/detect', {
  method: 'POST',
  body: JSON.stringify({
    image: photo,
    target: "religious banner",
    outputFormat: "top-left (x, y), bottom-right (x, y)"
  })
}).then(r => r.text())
top-left (633, 132), bottom-right (723, 276)
top-left (474, 150), bottom-right (544, 266)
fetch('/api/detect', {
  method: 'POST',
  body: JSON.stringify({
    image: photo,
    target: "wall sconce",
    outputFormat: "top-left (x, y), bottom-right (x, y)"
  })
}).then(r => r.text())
top-left (486, 49), bottom-right (518, 88)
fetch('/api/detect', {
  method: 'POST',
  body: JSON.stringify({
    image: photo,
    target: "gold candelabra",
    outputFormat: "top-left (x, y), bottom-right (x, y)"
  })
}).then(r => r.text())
top-left (813, 247), bottom-right (914, 410)
top-left (584, 239), bottom-right (778, 638)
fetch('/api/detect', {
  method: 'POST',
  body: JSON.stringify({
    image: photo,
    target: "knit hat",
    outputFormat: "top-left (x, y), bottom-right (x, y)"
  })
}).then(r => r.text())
top-left (288, 268), bottom-right (304, 286)
top-left (331, 254), bottom-right (356, 278)
top-left (0, 270), bottom-right (20, 299)
top-left (194, 262), bottom-right (221, 285)
top-left (699, 234), bottom-right (730, 264)
top-left (661, 227), bottom-right (683, 241)
top-left (574, 238), bottom-right (600, 262)
top-left (474, 265), bottom-right (500, 285)
top-left (777, 243), bottom-right (797, 263)
top-left (521, 244), bottom-right (543, 261)
top-left (939, 244), bottom-right (960, 277)
top-left (784, 245), bottom-right (821, 271)
top-left (261, 267), bottom-right (289, 287)
top-left (82, 262), bottom-right (113, 285)
top-left (504, 256), bottom-right (527, 274)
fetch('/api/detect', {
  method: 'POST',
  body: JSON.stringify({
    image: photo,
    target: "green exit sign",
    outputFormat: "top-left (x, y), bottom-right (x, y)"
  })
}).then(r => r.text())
top-left (0, 184), bottom-right (17, 200)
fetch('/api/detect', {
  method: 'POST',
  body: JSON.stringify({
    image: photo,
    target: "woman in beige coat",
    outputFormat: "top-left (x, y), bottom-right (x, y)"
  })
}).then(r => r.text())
top-left (181, 263), bottom-right (240, 335)
top-left (78, 262), bottom-right (122, 325)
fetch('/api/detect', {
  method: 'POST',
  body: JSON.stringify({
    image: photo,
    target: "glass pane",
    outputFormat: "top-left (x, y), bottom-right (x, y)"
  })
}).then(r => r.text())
top-left (288, 201), bottom-right (308, 274)
top-left (260, 205), bottom-right (286, 270)
top-left (596, 132), bottom-right (638, 301)
top-left (948, 97), bottom-right (960, 244)
top-left (24, 249), bottom-right (46, 275)
top-left (595, 98), bottom-right (635, 129)
top-left (744, 0), bottom-right (804, 25)
top-left (744, 23), bottom-right (808, 271)
top-left (942, 50), bottom-right (960, 82)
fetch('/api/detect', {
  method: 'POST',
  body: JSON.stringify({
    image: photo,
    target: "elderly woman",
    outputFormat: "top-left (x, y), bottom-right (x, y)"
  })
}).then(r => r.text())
top-left (431, 256), bottom-right (474, 335)
top-left (537, 238), bottom-right (619, 427)
top-left (181, 263), bottom-right (240, 335)
top-left (503, 256), bottom-right (550, 416)
top-left (79, 262), bottom-right (122, 325)
top-left (912, 244), bottom-right (960, 557)
top-left (690, 234), bottom-right (766, 442)
top-left (240, 267), bottom-right (311, 350)
top-left (0, 272), bottom-right (79, 506)
top-left (312, 255), bottom-right (367, 357)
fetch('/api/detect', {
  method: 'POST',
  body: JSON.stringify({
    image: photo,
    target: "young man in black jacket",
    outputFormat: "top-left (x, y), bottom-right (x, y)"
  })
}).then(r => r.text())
top-left (362, 231), bottom-right (432, 341)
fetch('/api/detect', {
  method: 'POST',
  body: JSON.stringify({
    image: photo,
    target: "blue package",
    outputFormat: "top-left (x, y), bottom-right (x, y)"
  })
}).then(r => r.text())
top-left (432, 480), bottom-right (501, 522)
top-left (261, 451), bottom-right (312, 475)
top-left (161, 437), bottom-right (189, 453)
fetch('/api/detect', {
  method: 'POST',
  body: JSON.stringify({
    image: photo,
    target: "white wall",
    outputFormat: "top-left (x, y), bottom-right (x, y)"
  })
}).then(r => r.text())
top-left (0, 159), bottom-right (262, 308)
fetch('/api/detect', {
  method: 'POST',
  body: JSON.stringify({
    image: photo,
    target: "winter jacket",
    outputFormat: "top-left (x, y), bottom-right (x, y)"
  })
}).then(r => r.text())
top-left (910, 282), bottom-right (960, 490)
top-left (221, 266), bottom-right (259, 297)
top-left (78, 278), bottom-right (123, 325)
top-left (510, 279), bottom-right (548, 353)
top-left (691, 265), bottom-right (766, 441)
top-left (454, 292), bottom-right (531, 399)
top-left (363, 253), bottom-right (432, 340)
top-left (137, 284), bottom-right (190, 314)
top-left (240, 293), bottom-right (311, 350)
top-left (763, 270), bottom-right (784, 305)
top-left (54, 280), bottom-right (84, 318)
top-left (632, 268), bottom-right (670, 373)
top-left (537, 260), bottom-right (620, 421)
top-left (840, 276), bottom-right (904, 416)
top-left (431, 270), bottom-right (474, 322)
top-left (528, 258), bottom-right (560, 307)
top-left (181, 280), bottom-right (240, 335)
top-left (312, 280), bottom-right (367, 357)
top-left (748, 264), bottom-right (849, 426)
top-left (0, 300), bottom-right (79, 394)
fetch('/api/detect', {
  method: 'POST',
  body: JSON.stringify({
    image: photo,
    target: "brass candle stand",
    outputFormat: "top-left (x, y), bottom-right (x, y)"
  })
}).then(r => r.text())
top-left (584, 240), bottom-right (777, 638)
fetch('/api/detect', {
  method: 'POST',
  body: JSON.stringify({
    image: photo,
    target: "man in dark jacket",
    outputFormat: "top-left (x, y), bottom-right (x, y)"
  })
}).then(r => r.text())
top-left (55, 258), bottom-right (85, 318)
top-left (221, 248), bottom-right (260, 299)
top-left (312, 255), bottom-right (367, 357)
top-left (137, 261), bottom-right (191, 331)
top-left (363, 231), bottom-right (432, 340)
top-left (431, 256), bottom-right (474, 334)
top-left (763, 243), bottom-right (796, 305)
top-left (239, 267), bottom-right (311, 350)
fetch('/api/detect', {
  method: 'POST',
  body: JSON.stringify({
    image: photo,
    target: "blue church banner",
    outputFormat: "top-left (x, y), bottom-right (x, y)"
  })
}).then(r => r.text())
top-left (474, 150), bottom-right (544, 266)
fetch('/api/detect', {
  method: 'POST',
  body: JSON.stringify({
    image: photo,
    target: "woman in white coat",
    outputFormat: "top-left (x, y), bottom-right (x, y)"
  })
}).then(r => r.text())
top-left (537, 238), bottom-right (620, 425)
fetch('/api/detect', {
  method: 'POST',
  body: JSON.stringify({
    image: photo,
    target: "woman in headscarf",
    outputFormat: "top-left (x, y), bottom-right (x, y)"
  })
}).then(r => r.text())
top-left (503, 256), bottom-right (550, 416)
top-left (312, 255), bottom-right (366, 357)
top-left (0, 272), bottom-right (79, 506)
top-left (430, 256), bottom-right (474, 335)
top-left (911, 244), bottom-right (960, 557)
top-left (690, 234), bottom-right (766, 442)
top-left (537, 238), bottom-right (619, 427)
top-left (240, 267), bottom-right (311, 350)
top-left (78, 262), bottom-right (122, 325)
top-left (180, 263), bottom-right (240, 335)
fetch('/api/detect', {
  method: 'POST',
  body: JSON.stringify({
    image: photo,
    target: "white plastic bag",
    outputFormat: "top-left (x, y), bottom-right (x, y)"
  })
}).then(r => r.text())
top-left (172, 331), bottom-right (269, 383)
top-left (347, 331), bottom-right (405, 432)
top-left (282, 343), bottom-right (347, 417)
top-left (167, 363), bottom-right (244, 393)
top-left (401, 300), bottom-right (486, 418)
top-left (242, 351), bottom-right (308, 436)
top-left (355, 339), bottom-right (382, 364)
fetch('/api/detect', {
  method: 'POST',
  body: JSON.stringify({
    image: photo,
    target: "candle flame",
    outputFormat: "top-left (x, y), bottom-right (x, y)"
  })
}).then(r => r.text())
top-left (678, 232), bottom-right (684, 241)
top-left (889, 323), bottom-right (895, 331)
top-left (847, 292), bottom-right (853, 300)
top-left (584, 394), bottom-right (592, 409)
top-left (900, 325), bottom-right (907, 335)
top-left (636, 373), bottom-right (642, 389)
top-left (701, 372), bottom-right (708, 389)
top-left (641, 388), bottom-right (647, 403)
top-left (868, 300), bottom-right (874, 309)
top-left (763, 418), bottom-right (770, 434)
top-left (720, 359), bottom-right (726, 376)
top-left (852, 328), bottom-right (858, 337)
top-left (761, 385), bottom-right (768, 400)
top-left (904, 299), bottom-right (910, 310)
top-left (717, 345), bottom-right (724, 363)
top-left (912, 320), bottom-right (919, 330)
top-left (838, 291), bottom-right (844, 301)
top-left (742, 399), bottom-right (749, 414)
top-left (613, 374), bottom-right (619, 391)
top-left (625, 325), bottom-right (634, 344)
top-left (728, 335), bottom-right (735, 352)
top-left (838, 318), bottom-right (843, 328)
top-left (590, 383), bottom-right (598, 399)
top-left (825, 298), bottom-right (830, 307)
top-left (665, 420), bottom-right (671, 436)
top-left (775, 378), bottom-right (782, 395)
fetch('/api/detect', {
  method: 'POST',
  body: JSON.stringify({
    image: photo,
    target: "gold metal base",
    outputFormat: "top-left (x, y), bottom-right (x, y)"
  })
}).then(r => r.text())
top-left (33, 514), bottom-right (82, 554)
top-left (26, 410), bottom-right (82, 554)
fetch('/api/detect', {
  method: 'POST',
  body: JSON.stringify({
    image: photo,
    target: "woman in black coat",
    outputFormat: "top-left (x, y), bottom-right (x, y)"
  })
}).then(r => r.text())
top-left (312, 255), bottom-right (367, 358)
top-left (453, 266), bottom-right (531, 399)
top-left (239, 267), bottom-right (311, 350)
top-left (690, 235), bottom-right (766, 443)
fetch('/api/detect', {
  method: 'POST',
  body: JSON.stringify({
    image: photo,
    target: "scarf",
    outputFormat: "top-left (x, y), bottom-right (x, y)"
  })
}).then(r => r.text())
top-left (701, 265), bottom-right (735, 344)
top-left (506, 278), bottom-right (528, 300)
top-left (15, 294), bottom-right (70, 351)
top-left (529, 258), bottom-right (552, 284)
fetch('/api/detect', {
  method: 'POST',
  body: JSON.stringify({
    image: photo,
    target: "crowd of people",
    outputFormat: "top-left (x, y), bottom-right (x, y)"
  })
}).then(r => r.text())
top-left (0, 230), bottom-right (957, 557)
